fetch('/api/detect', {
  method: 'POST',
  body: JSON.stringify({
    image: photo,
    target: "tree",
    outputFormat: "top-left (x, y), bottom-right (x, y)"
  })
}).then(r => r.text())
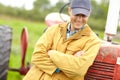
top-left (91, 0), bottom-right (109, 19)
top-left (33, 0), bottom-right (50, 12)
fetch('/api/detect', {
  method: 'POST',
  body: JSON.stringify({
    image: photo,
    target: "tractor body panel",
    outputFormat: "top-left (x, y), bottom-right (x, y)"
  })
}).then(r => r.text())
top-left (85, 43), bottom-right (120, 80)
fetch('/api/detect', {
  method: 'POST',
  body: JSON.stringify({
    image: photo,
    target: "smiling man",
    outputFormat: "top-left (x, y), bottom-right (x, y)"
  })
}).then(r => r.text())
top-left (69, 0), bottom-right (90, 31)
top-left (23, 0), bottom-right (101, 80)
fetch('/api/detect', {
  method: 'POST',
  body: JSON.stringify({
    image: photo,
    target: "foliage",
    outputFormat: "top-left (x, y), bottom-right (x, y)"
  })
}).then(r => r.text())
top-left (88, 17), bottom-right (106, 31)
top-left (33, 0), bottom-right (50, 11)
top-left (91, 0), bottom-right (109, 20)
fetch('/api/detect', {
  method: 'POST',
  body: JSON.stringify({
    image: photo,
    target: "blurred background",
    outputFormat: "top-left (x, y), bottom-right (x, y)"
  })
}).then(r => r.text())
top-left (0, 0), bottom-right (120, 80)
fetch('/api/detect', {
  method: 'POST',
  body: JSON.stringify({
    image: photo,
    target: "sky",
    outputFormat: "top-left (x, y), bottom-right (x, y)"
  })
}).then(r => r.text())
top-left (0, 0), bottom-right (61, 10)
top-left (0, 0), bottom-right (35, 10)
top-left (0, 0), bottom-right (101, 10)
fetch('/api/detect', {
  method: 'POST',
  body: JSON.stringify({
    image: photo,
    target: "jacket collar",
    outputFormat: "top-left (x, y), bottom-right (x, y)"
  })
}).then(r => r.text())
top-left (59, 22), bottom-right (92, 41)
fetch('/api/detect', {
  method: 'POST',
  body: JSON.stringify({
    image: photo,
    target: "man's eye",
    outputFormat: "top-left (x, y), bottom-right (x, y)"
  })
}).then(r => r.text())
top-left (82, 15), bottom-right (86, 17)
top-left (75, 14), bottom-right (86, 17)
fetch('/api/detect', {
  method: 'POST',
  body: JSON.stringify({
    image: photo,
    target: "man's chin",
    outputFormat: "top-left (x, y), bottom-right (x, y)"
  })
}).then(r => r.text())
top-left (74, 27), bottom-right (81, 30)
top-left (74, 26), bottom-right (83, 30)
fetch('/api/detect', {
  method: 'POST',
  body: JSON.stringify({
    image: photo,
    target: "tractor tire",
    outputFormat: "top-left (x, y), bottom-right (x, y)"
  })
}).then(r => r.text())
top-left (0, 25), bottom-right (12, 80)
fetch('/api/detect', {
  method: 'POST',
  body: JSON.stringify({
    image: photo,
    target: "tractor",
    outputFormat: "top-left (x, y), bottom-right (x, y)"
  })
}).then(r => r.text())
top-left (0, 0), bottom-right (120, 80)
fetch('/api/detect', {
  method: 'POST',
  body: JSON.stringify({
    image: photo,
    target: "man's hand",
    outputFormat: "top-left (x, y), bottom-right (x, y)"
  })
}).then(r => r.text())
top-left (74, 51), bottom-right (84, 57)
top-left (47, 50), bottom-right (55, 56)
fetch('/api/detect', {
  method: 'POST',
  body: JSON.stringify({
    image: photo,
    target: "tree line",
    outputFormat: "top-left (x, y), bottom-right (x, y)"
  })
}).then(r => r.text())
top-left (0, 0), bottom-right (109, 30)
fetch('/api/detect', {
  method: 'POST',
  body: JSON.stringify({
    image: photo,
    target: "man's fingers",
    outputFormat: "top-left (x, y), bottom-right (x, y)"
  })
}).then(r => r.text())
top-left (74, 51), bottom-right (84, 57)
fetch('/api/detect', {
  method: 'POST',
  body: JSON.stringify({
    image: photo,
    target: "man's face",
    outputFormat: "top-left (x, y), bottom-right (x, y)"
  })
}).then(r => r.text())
top-left (68, 7), bottom-right (89, 31)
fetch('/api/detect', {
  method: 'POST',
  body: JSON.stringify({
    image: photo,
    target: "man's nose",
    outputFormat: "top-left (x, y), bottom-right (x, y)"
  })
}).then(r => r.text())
top-left (76, 15), bottom-right (83, 21)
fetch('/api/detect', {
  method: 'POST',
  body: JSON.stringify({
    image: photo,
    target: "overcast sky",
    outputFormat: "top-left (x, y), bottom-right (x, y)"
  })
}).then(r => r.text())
top-left (0, 0), bottom-right (63, 10)
top-left (0, 0), bottom-right (101, 10)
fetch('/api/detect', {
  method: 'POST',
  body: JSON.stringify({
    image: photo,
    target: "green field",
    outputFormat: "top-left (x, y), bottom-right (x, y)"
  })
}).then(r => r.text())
top-left (0, 15), bottom-right (113, 80)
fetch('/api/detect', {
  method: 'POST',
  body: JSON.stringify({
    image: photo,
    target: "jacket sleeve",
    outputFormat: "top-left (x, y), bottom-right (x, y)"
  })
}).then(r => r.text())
top-left (31, 26), bottom-right (57, 75)
top-left (49, 38), bottom-right (101, 79)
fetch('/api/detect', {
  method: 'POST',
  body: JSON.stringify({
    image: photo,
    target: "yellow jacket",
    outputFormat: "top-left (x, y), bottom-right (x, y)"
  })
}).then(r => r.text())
top-left (23, 22), bottom-right (101, 80)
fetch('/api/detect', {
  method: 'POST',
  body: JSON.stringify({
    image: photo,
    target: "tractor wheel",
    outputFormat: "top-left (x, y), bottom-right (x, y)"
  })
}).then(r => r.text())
top-left (0, 25), bottom-right (12, 80)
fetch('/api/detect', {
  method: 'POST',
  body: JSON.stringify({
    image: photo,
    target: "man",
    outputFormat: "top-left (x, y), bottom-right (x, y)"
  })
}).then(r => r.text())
top-left (23, 0), bottom-right (101, 80)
